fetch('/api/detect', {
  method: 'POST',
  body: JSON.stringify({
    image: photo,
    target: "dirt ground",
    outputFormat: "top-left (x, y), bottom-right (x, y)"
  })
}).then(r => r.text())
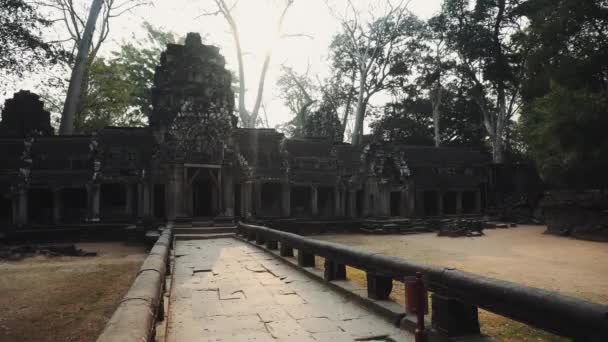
top-left (313, 225), bottom-right (608, 341)
top-left (0, 242), bottom-right (147, 342)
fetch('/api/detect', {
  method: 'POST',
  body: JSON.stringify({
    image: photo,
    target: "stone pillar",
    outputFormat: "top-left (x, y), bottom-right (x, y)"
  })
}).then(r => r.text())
top-left (89, 184), bottom-right (100, 222)
top-left (475, 191), bottom-right (482, 213)
top-left (17, 189), bottom-right (28, 225)
top-left (456, 192), bottom-right (463, 215)
top-left (12, 197), bottom-right (18, 225)
top-left (281, 182), bottom-right (290, 217)
top-left (366, 271), bottom-right (393, 300)
top-left (53, 189), bottom-right (62, 224)
top-left (297, 250), bottom-right (315, 267)
top-left (168, 164), bottom-right (185, 220)
top-left (334, 187), bottom-right (341, 217)
top-left (406, 183), bottom-right (416, 216)
top-left (348, 190), bottom-right (357, 218)
top-left (241, 182), bottom-right (252, 217)
top-left (137, 183), bottom-right (144, 217)
top-left (363, 182), bottom-right (371, 217)
top-left (437, 191), bottom-right (444, 216)
top-left (222, 173), bottom-right (235, 217)
top-left (311, 185), bottom-right (318, 217)
top-left (431, 293), bottom-right (480, 337)
top-left (125, 184), bottom-right (134, 217)
top-left (253, 182), bottom-right (262, 216)
top-left (400, 190), bottom-right (408, 217)
top-left (142, 183), bottom-right (151, 217)
top-left (324, 260), bottom-right (346, 281)
top-left (379, 185), bottom-right (389, 216)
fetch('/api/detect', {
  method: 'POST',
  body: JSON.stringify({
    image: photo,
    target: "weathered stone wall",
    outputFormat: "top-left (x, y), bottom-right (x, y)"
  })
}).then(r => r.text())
top-left (542, 190), bottom-right (608, 241)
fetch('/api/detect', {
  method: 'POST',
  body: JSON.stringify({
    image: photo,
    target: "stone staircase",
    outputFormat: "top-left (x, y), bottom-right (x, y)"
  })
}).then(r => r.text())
top-left (172, 217), bottom-right (237, 240)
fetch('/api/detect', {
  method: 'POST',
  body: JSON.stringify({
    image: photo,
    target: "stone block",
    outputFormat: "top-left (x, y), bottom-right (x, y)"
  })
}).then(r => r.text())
top-left (297, 250), bottom-right (315, 267)
top-left (265, 240), bottom-right (278, 250)
top-left (431, 292), bottom-right (480, 337)
top-left (280, 243), bottom-right (294, 257)
top-left (323, 259), bottom-right (346, 281)
top-left (366, 272), bottom-right (393, 300)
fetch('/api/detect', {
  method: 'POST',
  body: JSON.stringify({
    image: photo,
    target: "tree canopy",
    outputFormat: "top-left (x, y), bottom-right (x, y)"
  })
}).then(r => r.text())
top-left (519, 0), bottom-right (608, 188)
top-left (0, 0), bottom-right (63, 90)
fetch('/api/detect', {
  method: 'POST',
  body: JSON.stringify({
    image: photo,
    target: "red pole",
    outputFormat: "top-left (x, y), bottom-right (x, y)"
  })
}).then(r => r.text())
top-left (414, 272), bottom-right (428, 342)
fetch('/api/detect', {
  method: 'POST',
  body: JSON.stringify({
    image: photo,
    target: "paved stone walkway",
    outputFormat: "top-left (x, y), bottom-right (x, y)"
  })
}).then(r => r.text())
top-left (166, 238), bottom-right (413, 341)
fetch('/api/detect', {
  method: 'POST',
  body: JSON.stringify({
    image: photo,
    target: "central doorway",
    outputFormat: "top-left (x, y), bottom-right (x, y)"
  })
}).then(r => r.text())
top-left (193, 178), bottom-right (215, 217)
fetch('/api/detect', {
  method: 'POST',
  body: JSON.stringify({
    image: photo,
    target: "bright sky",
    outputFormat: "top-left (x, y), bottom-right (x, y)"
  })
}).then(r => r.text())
top-left (7, 0), bottom-right (443, 130)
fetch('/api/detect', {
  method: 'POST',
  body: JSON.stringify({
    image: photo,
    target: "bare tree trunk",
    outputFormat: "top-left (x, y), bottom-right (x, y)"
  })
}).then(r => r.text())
top-left (232, 25), bottom-right (249, 126)
top-left (339, 70), bottom-right (357, 140)
top-left (351, 69), bottom-right (367, 146)
top-left (431, 83), bottom-right (443, 147)
top-left (250, 49), bottom-right (272, 126)
top-left (59, 0), bottom-right (104, 135)
top-left (493, 88), bottom-right (507, 163)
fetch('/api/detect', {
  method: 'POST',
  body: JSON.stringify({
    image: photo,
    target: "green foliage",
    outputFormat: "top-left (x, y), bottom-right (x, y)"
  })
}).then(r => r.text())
top-left (371, 86), bottom-right (486, 148)
top-left (302, 102), bottom-right (343, 142)
top-left (112, 22), bottom-right (181, 118)
top-left (76, 58), bottom-right (144, 133)
top-left (519, 0), bottom-right (608, 188)
top-left (521, 86), bottom-right (608, 188)
top-left (0, 0), bottom-right (63, 89)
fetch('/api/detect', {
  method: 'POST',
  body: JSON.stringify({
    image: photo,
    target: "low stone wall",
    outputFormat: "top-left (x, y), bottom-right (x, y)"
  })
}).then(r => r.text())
top-left (239, 222), bottom-right (608, 341)
top-left (542, 190), bottom-right (608, 241)
top-left (96, 228), bottom-right (172, 342)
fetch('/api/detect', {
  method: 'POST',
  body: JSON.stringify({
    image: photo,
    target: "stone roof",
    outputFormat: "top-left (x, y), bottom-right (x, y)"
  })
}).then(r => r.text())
top-left (283, 137), bottom-right (334, 158)
top-left (372, 144), bottom-right (489, 167)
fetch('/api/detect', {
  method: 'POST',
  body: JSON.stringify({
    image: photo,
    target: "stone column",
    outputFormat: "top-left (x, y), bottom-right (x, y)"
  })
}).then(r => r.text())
top-left (125, 184), bottom-right (134, 217)
top-left (362, 182), bottom-right (371, 217)
top-left (53, 188), bottom-right (62, 224)
top-left (253, 182), bottom-right (262, 216)
top-left (437, 191), bottom-right (444, 216)
top-left (347, 189), bottom-right (357, 218)
top-left (17, 189), bottom-right (28, 225)
top-left (222, 172), bottom-right (235, 217)
top-left (400, 190), bottom-right (408, 217)
top-left (311, 185), bottom-right (318, 217)
top-left (281, 182), bottom-right (291, 217)
top-left (142, 182), bottom-right (151, 217)
top-left (12, 197), bottom-right (18, 225)
top-left (89, 184), bottom-right (100, 222)
top-left (379, 185), bottom-right (390, 216)
top-left (137, 183), bottom-right (143, 217)
top-left (456, 192), bottom-right (463, 215)
top-left (334, 187), bottom-right (341, 217)
top-left (167, 165), bottom-right (183, 220)
top-left (475, 191), bottom-right (482, 213)
top-left (241, 182), bottom-right (252, 217)
top-left (406, 182), bottom-right (416, 216)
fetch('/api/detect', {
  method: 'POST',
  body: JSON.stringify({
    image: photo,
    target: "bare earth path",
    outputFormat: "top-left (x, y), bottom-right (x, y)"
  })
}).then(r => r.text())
top-left (313, 225), bottom-right (608, 304)
top-left (166, 238), bottom-right (413, 342)
top-left (0, 242), bottom-right (147, 342)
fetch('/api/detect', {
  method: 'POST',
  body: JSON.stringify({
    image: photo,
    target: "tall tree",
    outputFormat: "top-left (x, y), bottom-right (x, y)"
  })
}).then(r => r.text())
top-left (442, 0), bottom-right (526, 163)
top-left (419, 14), bottom-right (454, 147)
top-left (201, 0), bottom-right (296, 128)
top-left (44, 0), bottom-right (148, 134)
top-left (0, 0), bottom-right (62, 90)
top-left (59, 0), bottom-right (104, 135)
top-left (326, 0), bottom-right (424, 145)
top-left (371, 84), bottom-right (485, 148)
top-left (276, 66), bottom-right (317, 137)
top-left (519, 0), bottom-right (608, 188)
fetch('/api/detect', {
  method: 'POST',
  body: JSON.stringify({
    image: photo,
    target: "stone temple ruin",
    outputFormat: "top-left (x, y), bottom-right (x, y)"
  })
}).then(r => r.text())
top-left (0, 33), bottom-right (528, 233)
